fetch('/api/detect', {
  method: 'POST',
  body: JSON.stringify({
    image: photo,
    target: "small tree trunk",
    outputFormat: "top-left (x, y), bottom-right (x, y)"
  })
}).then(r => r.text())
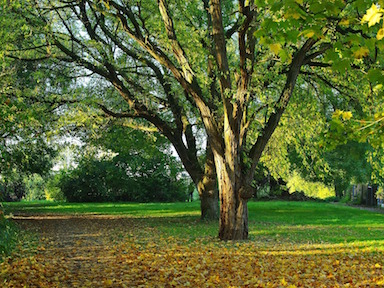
top-left (197, 144), bottom-right (219, 221)
top-left (200, 187), bottom-right (219, 220)
top-left (197, 167), bottom-right (219, 221)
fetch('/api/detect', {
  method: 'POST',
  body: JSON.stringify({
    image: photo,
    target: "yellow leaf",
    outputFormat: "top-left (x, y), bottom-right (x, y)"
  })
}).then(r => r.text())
top-left (377, 28), bottom-right (384, 40)
top-left (375, 263), bottom-right (382, 268)
top-left (373, 84), bottom-right (383, 93)
top-left (353, 47), bottom-right (369, 59)
top-left (339, 19), bottom-right (350, 26)
top-left (295, 0), bottom-right (303, 4)
top-left (102, 0), bottom-right (110, 10)
top-left (290, 12), bottom-right (302, 20)
top-left (362, 4), bottom-right (383, 27)
top-left (342, 111), bottom-right (352, 120)
top-left (332, 109), bottom-right (343, 118)
top-left (281, 277), bottom-right (288, 286)
top-left (269, 43), bottom-right (282, 55)
top-left (304, 30), bottom-right (315, 38)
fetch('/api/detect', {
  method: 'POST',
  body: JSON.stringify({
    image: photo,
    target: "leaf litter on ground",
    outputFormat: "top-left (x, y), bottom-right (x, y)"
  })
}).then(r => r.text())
top-left (1, 213), bottom-right (384, 287)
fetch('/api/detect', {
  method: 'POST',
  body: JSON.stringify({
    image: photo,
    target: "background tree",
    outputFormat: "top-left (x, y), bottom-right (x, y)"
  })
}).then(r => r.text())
top-left (0, 2), bottom-right (79, 201)
top-left (59, 126), bottom-right (189, 202)
top-left (6, 0), bottom-right (384, 240)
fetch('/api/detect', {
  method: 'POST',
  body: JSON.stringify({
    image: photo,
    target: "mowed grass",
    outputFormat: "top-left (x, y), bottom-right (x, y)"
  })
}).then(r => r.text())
top-left (3, 201), bottom-right (200, 218)
top-left (3, 200), bottom-right (384, 244)
top-left (2, 201), bottom-right (384, 286)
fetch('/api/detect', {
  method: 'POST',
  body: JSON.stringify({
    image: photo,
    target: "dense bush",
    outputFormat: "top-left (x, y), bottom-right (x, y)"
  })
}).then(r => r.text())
top-left (59, 157), bottom-right (188, 203)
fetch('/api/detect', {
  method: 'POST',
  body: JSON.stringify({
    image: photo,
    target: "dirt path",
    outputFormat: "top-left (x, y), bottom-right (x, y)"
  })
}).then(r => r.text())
top-left (3, 215), bottom-right (140, 287)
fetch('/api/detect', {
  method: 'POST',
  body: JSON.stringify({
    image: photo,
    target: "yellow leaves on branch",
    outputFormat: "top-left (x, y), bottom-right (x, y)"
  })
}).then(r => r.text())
top-left (339, 18), bottom-right (350, 26)
top-left (342, 111), bottom-right (353, 120)
top-left (333, 109), bottom-right (353, 120)
top-left (362, 4), bottom-right (383, 27)
top-left (362, 4), bottom-right (384, 40)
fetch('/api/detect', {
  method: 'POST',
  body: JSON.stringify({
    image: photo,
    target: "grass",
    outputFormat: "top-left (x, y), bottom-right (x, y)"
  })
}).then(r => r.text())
top-left (3, 200), bottom-right (384, 244)
top-left (2, 200), bottom-right (200, 217)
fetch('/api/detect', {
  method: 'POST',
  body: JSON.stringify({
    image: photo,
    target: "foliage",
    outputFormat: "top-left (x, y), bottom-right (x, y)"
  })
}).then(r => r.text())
top-left (59, 155), bottom-right (189, 203)
top-left (0, 3), bottom-right (70, 199)
top-left (0, 140), bottom-right (57, 202)
top-left (23, 174), bottom-right (46, 201)
top-left (258, 77), bottom-right (375, 199)
top-left (286, 171), bottom-right (334, 199)
top-left (0, 171), bottom-right (26, 201)
top-left (44, 174), bottom-right (65, 201)
top-left (1, 201), bottom-right (384, 286)
top-left (56, 126), bottom-right (190, 203)
top-left (362, 4), bottom-right (384, 40)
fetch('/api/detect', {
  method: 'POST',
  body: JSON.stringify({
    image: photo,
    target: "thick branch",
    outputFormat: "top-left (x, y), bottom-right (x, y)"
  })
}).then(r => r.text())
top-left (157, 0), bottom-right (195, 84)
top-left (209, 0), bottom-right (231, 92)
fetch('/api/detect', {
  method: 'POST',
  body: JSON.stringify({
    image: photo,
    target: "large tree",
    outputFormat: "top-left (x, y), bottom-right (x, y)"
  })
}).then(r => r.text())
top-left (6, 0), bottom-right (384, 239)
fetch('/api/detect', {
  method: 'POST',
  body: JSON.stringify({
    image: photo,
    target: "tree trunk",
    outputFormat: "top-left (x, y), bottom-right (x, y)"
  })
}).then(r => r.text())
top-left (197, 146), bottom-right (219, 221)
top-left (214, 156), bottom-right (251, 240)
top-left (219, 188), bottom-right (248, 240)
top-left (200, 186), bottom-right (219, 221)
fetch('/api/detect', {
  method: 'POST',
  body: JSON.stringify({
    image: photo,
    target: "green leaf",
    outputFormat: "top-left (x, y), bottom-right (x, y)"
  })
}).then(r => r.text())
top-left (368, 69), bottom-right (384, 84)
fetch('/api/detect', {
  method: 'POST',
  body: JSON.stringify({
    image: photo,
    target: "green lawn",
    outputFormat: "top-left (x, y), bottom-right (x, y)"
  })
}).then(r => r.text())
top-left (3, 200), bottom-right (384, 244)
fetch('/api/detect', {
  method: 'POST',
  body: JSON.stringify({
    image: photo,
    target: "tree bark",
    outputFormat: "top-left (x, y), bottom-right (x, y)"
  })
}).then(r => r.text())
top-left (219, 197), bottom-right (248, 240)
top-left (215, 156), bottom-right (251, 240)
top-left (197, 145), bottom-right (219, 221)
top-left (199, 185), bottom-right (219, 221)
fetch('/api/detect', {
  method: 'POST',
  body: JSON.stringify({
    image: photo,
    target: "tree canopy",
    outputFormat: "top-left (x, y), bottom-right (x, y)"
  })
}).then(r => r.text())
top-left (3, 0), bottom-right (384, 240)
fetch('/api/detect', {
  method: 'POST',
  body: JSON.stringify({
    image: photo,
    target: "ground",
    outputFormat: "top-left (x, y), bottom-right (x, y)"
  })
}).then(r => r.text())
top-left (1, 202), bottom-right (384, 287)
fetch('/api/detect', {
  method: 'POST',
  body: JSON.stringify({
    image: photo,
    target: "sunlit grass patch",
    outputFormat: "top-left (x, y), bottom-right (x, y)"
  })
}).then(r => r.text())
top-left (3, 201), bottom-right (201, 218)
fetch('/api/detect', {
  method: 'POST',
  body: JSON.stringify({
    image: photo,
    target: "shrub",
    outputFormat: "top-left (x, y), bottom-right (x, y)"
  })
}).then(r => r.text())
top-left (59, 158), bottom-right (188, 203)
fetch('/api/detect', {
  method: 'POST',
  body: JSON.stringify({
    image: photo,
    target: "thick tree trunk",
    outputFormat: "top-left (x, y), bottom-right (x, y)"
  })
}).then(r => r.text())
top-left (215, 156), bottom-right (251, 240)
top-left (219, 188), bottom-right (248, 240)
